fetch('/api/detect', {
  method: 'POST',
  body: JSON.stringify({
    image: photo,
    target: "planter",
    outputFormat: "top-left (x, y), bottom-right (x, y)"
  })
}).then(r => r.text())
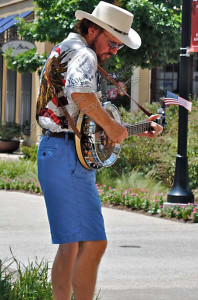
top-left (0, 140), bottom-right (20, 153)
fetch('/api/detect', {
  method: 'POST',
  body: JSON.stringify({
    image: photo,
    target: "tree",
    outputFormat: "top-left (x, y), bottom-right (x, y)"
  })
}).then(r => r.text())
top-left (4, 0), bottom-right (181, 73)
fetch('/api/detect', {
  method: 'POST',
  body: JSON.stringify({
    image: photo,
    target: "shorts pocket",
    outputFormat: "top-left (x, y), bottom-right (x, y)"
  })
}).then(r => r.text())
top-left (37, 147), bottom-right (57, 159)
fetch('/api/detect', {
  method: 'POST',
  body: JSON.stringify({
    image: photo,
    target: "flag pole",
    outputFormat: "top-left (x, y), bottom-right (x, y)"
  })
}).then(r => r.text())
top-left (167, 0), bottom-right (194, 204)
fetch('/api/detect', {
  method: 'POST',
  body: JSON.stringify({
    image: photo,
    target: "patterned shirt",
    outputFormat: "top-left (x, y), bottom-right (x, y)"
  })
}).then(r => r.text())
top-left (37, 33), bottom-right (101, 132)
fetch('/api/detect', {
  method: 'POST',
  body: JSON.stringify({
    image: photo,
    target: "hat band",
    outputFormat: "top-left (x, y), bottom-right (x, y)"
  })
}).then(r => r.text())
top-left (108, 25), bottom-right (128, 35)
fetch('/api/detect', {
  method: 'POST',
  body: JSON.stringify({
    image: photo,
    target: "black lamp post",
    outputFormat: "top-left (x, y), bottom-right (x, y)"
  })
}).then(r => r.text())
top-left (167, 0), bottom-right (194, 204)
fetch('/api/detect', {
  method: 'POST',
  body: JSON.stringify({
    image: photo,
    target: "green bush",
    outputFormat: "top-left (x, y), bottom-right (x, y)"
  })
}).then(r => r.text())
top-left (0, 256), bottom-right (101, 300)
top-left (0, 122), bottom-right (22, 141)
top-left (97, 101), bottom-right (198, 190)
top-left (21, 145), bottom-right (38, 162)
top-left (0, 257), bottom-right (52, 300)
top-left (0, 160), bottom-right (37, 180)
top-left (97, 184), bottom-right (198, 222)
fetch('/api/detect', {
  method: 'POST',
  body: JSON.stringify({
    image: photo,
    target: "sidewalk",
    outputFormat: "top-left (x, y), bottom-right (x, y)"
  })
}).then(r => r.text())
top-left (0, 151), bottom-right (23, 161)
top-left (0, 190), bottom-right (198, 300)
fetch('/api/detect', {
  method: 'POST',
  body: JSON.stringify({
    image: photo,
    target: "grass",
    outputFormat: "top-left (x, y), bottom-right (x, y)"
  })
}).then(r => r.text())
top-left (0, 160), bottom-right (41, 193)
top-left (0, 253), bottom-right (102, 300)
top-left (0, 256), bottom-right (53, 300)
top-left (97, 169), bottom-right (168, 193)
top-left (0, 158), bottom-right (168, 195)
top-left (0, 160), bottom-right (37, 181)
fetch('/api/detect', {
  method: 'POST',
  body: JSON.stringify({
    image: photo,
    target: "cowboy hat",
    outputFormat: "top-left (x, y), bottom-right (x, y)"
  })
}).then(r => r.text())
top-left (75, 1), bottom-right (141, 50)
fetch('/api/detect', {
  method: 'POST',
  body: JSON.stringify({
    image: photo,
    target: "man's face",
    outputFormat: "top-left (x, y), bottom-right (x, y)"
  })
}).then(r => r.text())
top-left (90, 30), bottom-right (123, 64)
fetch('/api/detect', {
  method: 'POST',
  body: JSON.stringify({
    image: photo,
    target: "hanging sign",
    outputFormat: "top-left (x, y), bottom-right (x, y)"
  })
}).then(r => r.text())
top-left (189, 0), bottom-right (198, 52)
top-left (1, 40), bottom-right (35, 56)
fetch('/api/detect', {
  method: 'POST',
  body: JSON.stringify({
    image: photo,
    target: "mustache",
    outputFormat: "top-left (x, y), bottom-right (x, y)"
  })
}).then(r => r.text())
top-left (103, 53), bottom-right (112, 56)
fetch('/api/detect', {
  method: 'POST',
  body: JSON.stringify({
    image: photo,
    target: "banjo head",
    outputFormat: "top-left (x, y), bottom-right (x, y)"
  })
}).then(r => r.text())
top-left (76, 102), bottom-right (122, 170)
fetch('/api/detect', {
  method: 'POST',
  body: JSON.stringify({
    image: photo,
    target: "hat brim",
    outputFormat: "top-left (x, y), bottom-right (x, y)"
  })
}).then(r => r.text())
top-left (75, 10), bottom-right (141, 50)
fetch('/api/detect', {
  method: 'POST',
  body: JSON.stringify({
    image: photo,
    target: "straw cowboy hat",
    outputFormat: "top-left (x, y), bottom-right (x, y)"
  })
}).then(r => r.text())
top-left (75, 1), bottom-right (141, 50)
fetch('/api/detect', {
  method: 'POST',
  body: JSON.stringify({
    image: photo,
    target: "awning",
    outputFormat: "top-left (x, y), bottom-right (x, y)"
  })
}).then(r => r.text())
top-left (0, 11), bottom-right (33, 34)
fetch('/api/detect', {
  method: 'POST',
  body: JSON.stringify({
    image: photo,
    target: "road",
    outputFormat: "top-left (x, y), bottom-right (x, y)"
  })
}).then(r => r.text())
top-left (0, 190), bottom-right (198, 300)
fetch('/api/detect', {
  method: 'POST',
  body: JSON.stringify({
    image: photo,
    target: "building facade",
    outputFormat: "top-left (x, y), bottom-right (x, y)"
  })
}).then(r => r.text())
top-left (0, 0), bottom-right (54, 144)
top-left (0, 1), bottom-right (197, 145)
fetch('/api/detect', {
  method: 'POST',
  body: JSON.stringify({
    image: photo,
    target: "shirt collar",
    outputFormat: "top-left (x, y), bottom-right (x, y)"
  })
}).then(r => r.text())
top-left (67, 33), bottom-right (88, 46)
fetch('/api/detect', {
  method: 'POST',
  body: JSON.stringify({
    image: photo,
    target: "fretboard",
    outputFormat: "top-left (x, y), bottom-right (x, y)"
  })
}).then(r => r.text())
top-left (125, 121), bottom-right (152, 136)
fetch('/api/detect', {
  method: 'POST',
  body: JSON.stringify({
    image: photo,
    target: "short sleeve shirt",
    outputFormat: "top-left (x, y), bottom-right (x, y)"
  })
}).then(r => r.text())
top-left (37, 33), bottom-right (101, 132)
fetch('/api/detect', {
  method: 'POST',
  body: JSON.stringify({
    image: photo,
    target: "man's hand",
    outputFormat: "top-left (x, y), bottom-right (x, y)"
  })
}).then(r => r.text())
top-left (104, 119), bottom-right (128, 144)
top-left (136, 114), bottom-right (163, 138)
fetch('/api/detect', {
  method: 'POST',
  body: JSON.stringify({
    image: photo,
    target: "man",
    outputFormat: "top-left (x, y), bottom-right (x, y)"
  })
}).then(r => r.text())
top-left (36, 2), bottom-right (163, 299)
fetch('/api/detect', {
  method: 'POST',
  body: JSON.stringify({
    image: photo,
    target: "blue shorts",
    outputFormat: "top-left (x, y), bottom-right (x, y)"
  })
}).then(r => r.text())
top-left (37, 133), bottom-right (107, 244)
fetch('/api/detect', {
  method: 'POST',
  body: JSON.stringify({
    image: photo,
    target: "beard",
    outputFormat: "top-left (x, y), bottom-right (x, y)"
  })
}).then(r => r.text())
top-left (89, 33), bottom-right (111, 64)
top-left (97, 53), bottom-right (111, 64)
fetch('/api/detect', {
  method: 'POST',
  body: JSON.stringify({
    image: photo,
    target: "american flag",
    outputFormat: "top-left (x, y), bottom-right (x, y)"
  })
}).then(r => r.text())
top-left (164, 91), bottom-right (192, 112)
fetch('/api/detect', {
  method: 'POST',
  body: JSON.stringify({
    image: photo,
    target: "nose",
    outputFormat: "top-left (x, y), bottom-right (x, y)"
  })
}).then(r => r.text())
top-left (109, 47), bottom-right (118, 55)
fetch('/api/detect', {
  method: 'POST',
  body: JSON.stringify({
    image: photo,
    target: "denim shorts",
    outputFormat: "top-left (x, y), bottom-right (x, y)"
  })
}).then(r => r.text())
top-left (37, 133), bottom-right (106, 244)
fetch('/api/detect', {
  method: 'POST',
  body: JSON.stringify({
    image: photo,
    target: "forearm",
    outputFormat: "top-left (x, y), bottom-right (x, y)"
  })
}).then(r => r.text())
top-left (71, 92), bottom-right (113, 129)
top-left (71, 92), bottom-right (128, 143)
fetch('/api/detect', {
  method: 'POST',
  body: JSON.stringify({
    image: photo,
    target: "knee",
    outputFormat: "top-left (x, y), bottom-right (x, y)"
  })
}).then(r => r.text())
top-left (98, 240), bottom-right (107, 256)
top-left (79, 240), bottom-right (107, 263)
top-left (94, 240), bottom-right (107, 259)
top-left (57, 242), bottom-right (79, 261)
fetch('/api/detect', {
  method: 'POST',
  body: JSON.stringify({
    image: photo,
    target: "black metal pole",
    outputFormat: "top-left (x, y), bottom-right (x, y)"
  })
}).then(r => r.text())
top-left (167, 0), bottom-right (194, 204)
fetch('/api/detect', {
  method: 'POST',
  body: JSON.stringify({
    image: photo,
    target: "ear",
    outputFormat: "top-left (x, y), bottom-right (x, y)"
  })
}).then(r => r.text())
top-left (87, 26), bottom-right (99, 37)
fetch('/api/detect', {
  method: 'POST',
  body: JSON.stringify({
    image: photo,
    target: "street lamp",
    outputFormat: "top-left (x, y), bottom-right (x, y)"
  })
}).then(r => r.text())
top-left (167, 0), bottom-right (194, 204)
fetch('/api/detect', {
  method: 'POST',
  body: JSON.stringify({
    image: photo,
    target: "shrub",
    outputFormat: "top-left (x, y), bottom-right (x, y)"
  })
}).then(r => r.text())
top-left (21, 145), bottom-right (38, 162)
top-left (0, 256), bottom-right (101, 300)
top-left (97, 101), bottom-right (198, 190)
top-left (150, 199), bottom-right (160, 214)
top-left (175, 206), bottom-right (183, 220)
top-left (0, 160), bottom-right (41, 194)
top-left (0, 122), bottom-right (22, 141)
top-left (0, 160), bottom-right (37, 180)
top-left (0, 257), bottom-right (52, 300)
top-left (143, 198), bottom-right (150, 212)
top-left (192, 207), bottom-right (198, 223)
top-left (167, 207), bottom-right (176, 218)
top-left (182, 205), bottom-right (194, 221)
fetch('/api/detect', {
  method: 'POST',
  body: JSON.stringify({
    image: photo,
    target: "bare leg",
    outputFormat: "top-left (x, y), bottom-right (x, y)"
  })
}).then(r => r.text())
top-left (52, 242), bottom-right (79, 300)
top-left (72, 240), bottom-right (107, 300)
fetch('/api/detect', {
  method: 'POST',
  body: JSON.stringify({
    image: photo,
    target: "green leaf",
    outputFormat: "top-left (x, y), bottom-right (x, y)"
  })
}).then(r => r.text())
top-left (5, 0), bottom-right (182, 72)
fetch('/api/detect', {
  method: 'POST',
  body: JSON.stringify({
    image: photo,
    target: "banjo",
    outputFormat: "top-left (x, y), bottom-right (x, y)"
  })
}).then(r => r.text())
top-left (75, 102), bottom-right (164, 170)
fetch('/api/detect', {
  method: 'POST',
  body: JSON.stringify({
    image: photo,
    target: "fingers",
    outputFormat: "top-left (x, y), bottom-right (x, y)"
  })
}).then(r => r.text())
top-left (147, 114), bottom-right (159, 122)
top-left (137, 117), bottom-right (163, 138)
top-left (149, 121), bottom-right (163, 137)
top-left (145, 114), bottom-right (163, 138)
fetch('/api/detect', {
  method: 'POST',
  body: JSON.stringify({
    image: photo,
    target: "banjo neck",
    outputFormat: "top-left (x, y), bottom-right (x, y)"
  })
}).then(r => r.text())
top-left (125, 121), bottom-right (152, 136)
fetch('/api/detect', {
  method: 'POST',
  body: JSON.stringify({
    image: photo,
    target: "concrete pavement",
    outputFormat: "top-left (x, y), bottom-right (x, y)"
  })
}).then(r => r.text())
top-left (0, 190), bottom-right (198, 300)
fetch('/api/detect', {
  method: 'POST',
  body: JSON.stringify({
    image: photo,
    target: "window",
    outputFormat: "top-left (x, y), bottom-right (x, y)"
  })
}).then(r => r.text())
top-left (6, 69), bottom-right (16, 123)
top-left (5, 25), bottom-right (18, 43)
top-left (0, 52), bottom-right (3, 122)
top-left (20, 72), bottom-right (32, 135)
top-left (151, 64), bottom-right (179, 102)
top-left (192, 53), bottom-right (198, 99)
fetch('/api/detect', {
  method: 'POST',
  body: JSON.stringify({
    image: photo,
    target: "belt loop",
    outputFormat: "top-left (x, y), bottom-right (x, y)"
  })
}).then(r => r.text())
top-left (64, 132), bottom-right (69, 144)
top-left (46, 129), bottom-right (50, 140)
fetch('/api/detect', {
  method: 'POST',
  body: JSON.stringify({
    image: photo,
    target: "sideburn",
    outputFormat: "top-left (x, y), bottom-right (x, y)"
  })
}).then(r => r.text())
top-left (89, 31), bottom-right (104, 64)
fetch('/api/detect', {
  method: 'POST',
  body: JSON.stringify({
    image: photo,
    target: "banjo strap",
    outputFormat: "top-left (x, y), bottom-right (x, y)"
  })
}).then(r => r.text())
top-left (98, 65), bottom-right (152, 117)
